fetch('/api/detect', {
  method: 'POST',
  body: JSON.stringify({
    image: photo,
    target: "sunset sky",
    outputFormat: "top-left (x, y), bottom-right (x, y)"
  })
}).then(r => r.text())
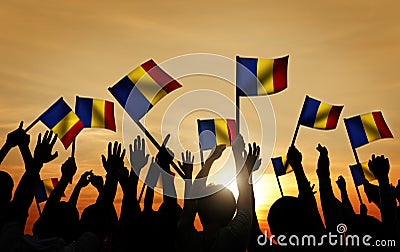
top-left (1, 0), bottom-right (400, 234)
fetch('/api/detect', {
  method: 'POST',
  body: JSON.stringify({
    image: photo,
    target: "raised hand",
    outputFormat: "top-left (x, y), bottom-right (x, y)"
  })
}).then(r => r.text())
top-left (34, 130), bottom-right (58, 164)
top-left (6, 121), bottom-right (29, 148)
top-left (101, 141), bottom-right (126, 175)
top-left (316, 144), bottom-right (330, 177)
top-left (368, 154), bottom-right (390, 181)
top-left (336, 175), bottom-right (346, 191)
top-left (61, 157), bottom-right (77, 184)
top-left (178, 150), bottom-right (194, 180)
top-left (207, 144), bottom-right (226, 162)
top-left (77, 170), bottom-right (93, 188)
top-left (286, 145), bottom-right (302, 167)
top-left (90, 174), bottom-right (104, 192)
top-left (244, 142), bottom-right (261, 174)
top-left (232, 134), bottom-right (245, 160)
top-left (129, 135), bottom-right (150, 172)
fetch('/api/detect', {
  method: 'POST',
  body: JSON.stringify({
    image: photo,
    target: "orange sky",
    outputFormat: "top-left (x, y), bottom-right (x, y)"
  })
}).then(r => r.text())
top-left (1, 0), bottom-right (400, 234)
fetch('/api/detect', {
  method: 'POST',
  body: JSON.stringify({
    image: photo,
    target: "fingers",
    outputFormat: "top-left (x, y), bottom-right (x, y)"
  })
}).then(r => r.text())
top-left (43, 131), bottom-right (49, 143)
top-left (129, 144), bottom-right (133, 155)
top-left (134, 136), bottom-right (138, 151)
top-left (101, 154), bottom-right (107, 167)
top-left (107, 142), bottom-right (112, 157)
top-left (121, 149), bottom-right (126, 159)
top-left (113, 141), bottom-right (118, 155)
top-left (162, 134), bottom-right (170, 147)
top-left (141, 137), bottom-right (146, 151)
top-left (181, 152), bottom-right (185, 162)
top-left (37, 133), bottom-right (42, 145)
top-left (18, 121), bottom-right (23, 129)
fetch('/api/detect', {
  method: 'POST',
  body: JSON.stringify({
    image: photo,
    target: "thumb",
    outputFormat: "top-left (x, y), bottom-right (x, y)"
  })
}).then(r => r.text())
top-left (49, 151), bottom-right (58, 162)
top-left (101, 155), bottom-right (107, 167)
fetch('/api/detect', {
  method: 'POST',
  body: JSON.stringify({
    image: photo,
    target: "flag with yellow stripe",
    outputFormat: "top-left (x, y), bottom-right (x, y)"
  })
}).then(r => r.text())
top-left (299, 95), bottom-right (343, 130)
top-left (75, 96), bottom-right (116, 131)
top-left (39, 98), bottom-right (84, 149)
top-left (344, 111), bottom-right (393, 149)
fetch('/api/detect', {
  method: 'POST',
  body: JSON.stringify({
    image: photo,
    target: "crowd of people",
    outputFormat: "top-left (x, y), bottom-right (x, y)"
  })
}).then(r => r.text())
top-left (0, 122), bottom-right (398, 251)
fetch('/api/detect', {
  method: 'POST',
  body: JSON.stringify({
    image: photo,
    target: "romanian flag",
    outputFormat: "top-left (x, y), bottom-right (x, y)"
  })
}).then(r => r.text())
top-left (236, 55), bottom-right (288, 96)
top-left (298, 95), bottom-right (343, 130)
top-left (349, 162), bottom-right (376, 186)
top-left (75, 96), bottom-right (116, 131)
top-left (109, 59), bottom-right (182, 122)
top-left (271, 156), bottom-right (293, 176)
top-left (197, 118), bottom-right (236, 150)
top-left (344, 111), bottom-right (393, 149)
top-left (39, 98), bottom-right (84, 149)
top-left (35, 178), bottom-right (64, 203)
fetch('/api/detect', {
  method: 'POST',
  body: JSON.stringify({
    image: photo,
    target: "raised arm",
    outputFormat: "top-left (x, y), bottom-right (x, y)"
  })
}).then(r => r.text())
top-left (9, 130), bottom-right (57, 226)
top-left (178, 150), bottom-right (194, 202)
top-left (368, 154), bottom-right (399, 240)
top-left (0, 122), bottom-right (28, 164)
top-left (69, 170), bottom-right (92, 206)
top-left (336, 175), bottom-right (355, 214)
top-left (96, 141), bottom-right (126, 206)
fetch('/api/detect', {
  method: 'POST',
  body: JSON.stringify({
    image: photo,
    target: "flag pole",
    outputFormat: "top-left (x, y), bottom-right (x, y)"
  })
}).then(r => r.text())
top-left (138, 181), bottom-right (146, 203)
top-left (24, 118), bottom-right (39, 132)
top-left (71, 139), bottom-right (76, 158)
top-left (235, 56), bottom-right (240, 136)
top-left (351, 148), bottom-right (364, 205)
top-left (36, 200), bottom-right (42, 216)
top-left (200, 149), bottom-right (205, 168)
top-left (274, 170), bottom-right (284, 197)
top-left (290, 121), bottom-right (301, 147)
top-left (135, 121), bottom-right (185, 179)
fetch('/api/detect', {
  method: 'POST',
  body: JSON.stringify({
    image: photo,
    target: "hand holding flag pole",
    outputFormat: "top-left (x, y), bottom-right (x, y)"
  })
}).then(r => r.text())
top-left (344, 111), bottom-right (394, 206)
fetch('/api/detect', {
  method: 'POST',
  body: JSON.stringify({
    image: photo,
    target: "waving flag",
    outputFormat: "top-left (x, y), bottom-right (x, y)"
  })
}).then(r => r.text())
top-left (236, 55), bottom-right (288, 96)
top-left (75, 96), bottom-right (116, 131)
top-left (109, 59), bottom-right (182, 122)
top-left (299, 95), bottom-right (343, 130)
top-left (39, 98), bottom-right (84, 149)
top-left (197, 118), bottom-right (236, 150)
top-left (35, 178), bottom-right (64, 203)
top-left (271, 156), bottom-right (293, 176)
top-left (344, 111), bottom-right (393, 149)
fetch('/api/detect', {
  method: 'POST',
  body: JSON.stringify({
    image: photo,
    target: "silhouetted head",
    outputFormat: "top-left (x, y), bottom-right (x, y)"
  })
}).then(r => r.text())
top-left (0, 171), bottom-right (13, 206)
top-left (268, 196), bottom-right (310, 236)
top-left (197, 184), bottom-right (236, 228)
top-left (33, 201), bottom-right (79, 243)
top-left (80, 203), bottom-right (118, 241)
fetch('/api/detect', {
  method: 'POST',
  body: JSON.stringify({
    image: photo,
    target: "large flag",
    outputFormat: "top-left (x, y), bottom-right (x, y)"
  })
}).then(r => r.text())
top-left (35, 178), bottom-right (64, 203)
top-left (39, 98), bottom-right (84, 149)
top-left (344, 111), bottom-right (393, 149)
top-left (236, 55), bottom-right (288, 96)
top-left (109, 59), bottom-right (182, 122)
top-left (197, 118), bottom-right (236, 150)
top-left (75, 96), bottom-right (116, 131)
top-left (298, 95), bottom-right (343, 130)
top-left (271, 156), bottom-right (293, 176)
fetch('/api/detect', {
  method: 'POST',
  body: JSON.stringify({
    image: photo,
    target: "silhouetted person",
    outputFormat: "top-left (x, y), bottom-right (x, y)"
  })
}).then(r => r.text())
top-left (80, 141), bottom-right (124, 250)
top-left (368, 154), bottom-right (400, 245)
top-left (177, 134), bottom-right (256, 252)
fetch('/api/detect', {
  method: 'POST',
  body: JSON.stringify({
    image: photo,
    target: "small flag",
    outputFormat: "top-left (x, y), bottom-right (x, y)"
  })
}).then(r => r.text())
top-left (344, 111), bottom-right (393, 149)
top-left (75, 96), bottom-right (116, 131)
top-left (359, 161), bottom-right (376, 181)
top-left (298, 95), bottom-right (343, 130)
top-left (236, 55), bottom-right (288, 96)
top-left (39, 98), bottom-right (84, 149)
top-left (197, 118), bottom-right (236, 150)
top-left (271, 156), bottom-right (293, 176)
top-left (35, 178), bottom-right (64, 203)
top-left (109, 59), bottom-right (182, 122)
top-left (350, 164), bottom-right (364, 187)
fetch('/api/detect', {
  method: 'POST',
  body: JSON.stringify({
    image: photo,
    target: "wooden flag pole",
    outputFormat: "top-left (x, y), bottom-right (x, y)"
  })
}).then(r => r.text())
top-left (351, 148), bottom-right (364, 205)
top-left (24, 118), bottom-right (40, 132)
top-left (135, 121), bottom-right (185, 179)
